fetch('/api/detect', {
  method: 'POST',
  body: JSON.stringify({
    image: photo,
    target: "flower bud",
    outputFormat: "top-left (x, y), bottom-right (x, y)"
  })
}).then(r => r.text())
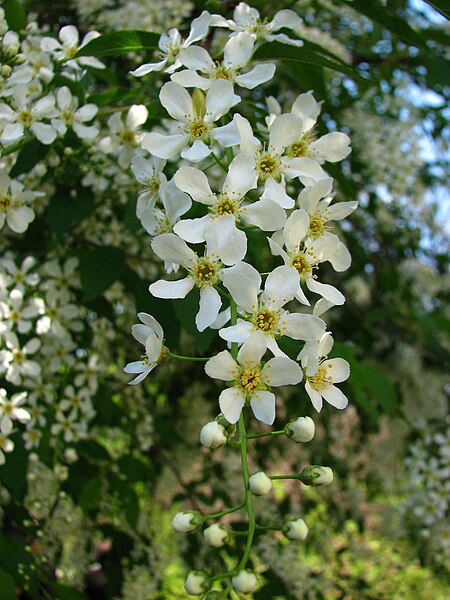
top-left (216, 414), bottom-right (236, 436)
top-left (171, 510), bottom-right (202, 533)
top-left (283, 517), bottom-right (308, 541)
top-left (232, 569), bottom-right (258, 594)
top-left (1, 65), bottom-right (12, 78)
top-left (249, 471), bottom-right (272, 496)
top-left (200, 421), bottom-right (227, 449)
top-left (298, 465), bottom-right (333, 486)
top-left (285, 416), bottom-right (315, 443)
top-left (184, 571), bottom-right (209, 595)
top-left (203, 524), bottom-right (229, 548)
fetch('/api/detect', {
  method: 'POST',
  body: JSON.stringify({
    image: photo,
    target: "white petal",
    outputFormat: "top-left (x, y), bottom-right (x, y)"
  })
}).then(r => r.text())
top-left (130, 59), bottom-right (168, 76)
top-left (224, 31), bottom-right (254, 67)
top-left (132, 324), bottom-right (151, 345)
top-left (210, 120), bottom-right (240, 148)
top-left (142, 131), bottom-right (187, 159)
top-left (322, 358), bottom-right (350, 383)
top-left (263, 357), bottom-right (302, 386)
top-left (31, 122), bottom-right (55, 145)
top-left (205, 350), bottom-right (237, 381)
top-left (326, 201), bottom-right (358, 221)
top-left (196, 286), bottom-right (222, 331)
top-left (73, 123), bottom-right (98, 139)
top-left (309, 132), bottom-right (351, 163)
top-left (181, 139), bottom-right (211, 162)
top-left (305, 380), bottom-right (323, 412)
top-left (185, 10), bottom-right (212, 46)
top-left (261, 177), bottom-right (295, 209)
top-left (75, 103), bottom-right (98, 122)
top-left (283, 313), bottom-right (326, 340)
top-left (262, 265), bottom-right (298, 308)
top-left (145, 333), bottom-right (163, 363)
top-left (237, 331), bottom-right (267, 367)
top-left (283, 209), bottom-right (309, 251)
top-left (1, 123), bottom-right (25, 143)
top-left (219, 388), bottom-right (245, 424)
top-left (234, 113), bottom-right (260, 154)
top-left (174, 166), bottom-right (214, 204)
top-left (219, 320), bottom-right (253, 343)
top-left (160, 82), bottom-right (194, 122)
top-left (242, 200), bottom-right (286, 231)
top-left (57, 86), bottom-right (72, 110)
top-left (151, 233), bottom-right (197, 264)
top-left (179, 45), bottom-right (215, 71)
top-left (60, 25), bottom-right (79, 47)
top-left (206, 80), bottom-right (235, 121)
top-left (321, 385), bottom-right (348, 409)
top-left (173, 215), bottom-right (210, 243)
top-left (284, 157), bottom-right (327, 185)
top-left (306, 278), bottom-right (345, 305)
top-left (271, 9), bottom-right (302, 31)
top-left (328, 239), bottom-right (351, 272)
top-left (292, 92), bottom-right (320, 133)
top-left (221, 262), bottom-right (261, 312)
top-left (235, 63), bottom-right (276, 89)
top-left (170, 70), bottom-right (210, 89)
top-left (205, 215), bottom-right (247, 265)
top-left (138, 312), bottom-right (164, 339)
top-left (223, 153), bottom-right (257, 198)
top-left (123, 360), bottom-right (147, 374)
top-left (269, 114), bottom-right (303, 153)
top-left (250, 391), bottom-right (276, 425)
top-left (149, 277), bottom-right (195, 299)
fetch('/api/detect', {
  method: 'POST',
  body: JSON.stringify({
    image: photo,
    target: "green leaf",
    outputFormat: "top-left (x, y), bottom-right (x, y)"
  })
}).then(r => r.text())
top-left (79, 476), bottom-right (103, 512)
top-left (3, 0), bottom-right (26, 32)
top-left (253, 40), bottom-right (368, 81)
top-left (47, 188), bottom-right (96, 235)
top-left (75, 30), bottom-right (160, 58)
top-left (9, 140), bottom-right (49, 178)
top-left (340, 0), bottom-right (429, 49)
top-left (79, 247), bottom-right (127, 301)
top-left (49, 583), bottom-right (90, 600)
top-left (424, 0), bottom-right (450, 20)
top-left (0, 569), bottom-right (17, 600)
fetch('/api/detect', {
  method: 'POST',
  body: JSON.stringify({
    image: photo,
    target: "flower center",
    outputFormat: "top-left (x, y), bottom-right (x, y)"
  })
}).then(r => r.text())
top-left (3, 403), bottom-right (13, 415)
top-left (239, 367), bottom-right (261, 391)
top-left (146, 176), bottom-right (160, 195)
top-left (213, 63), bottom-right (235, 81)
top-left (213, 196), bottom-right (239, 216)
top-left (308, 364), bottom-right (333, 391)
top-left (66, 46), bottom-right (78, 59)
top-left (253, 307), bottom-right (279, 334)
top-left (0, 194), bottom-right (12, 211)
top-left (257, 152), bottom-right (280, 181)
top-left (9, 310), bottom-right (20, 322)
top-left (308, 214), bottom-right (326, 238)
top-left (62, 109), bottom-right (74, 125)
top-left (18, 109), bottom-right (33, 126)
top-left (191, 258), bottom-right (221, 288)
top-left (12, 350), bottom-right (24, 363)
top-left (291, 252), bottom-right (312, 278)
top-left (287, 132), bottom-right (315, 158)
top-left (189, 118), bottom-right (209, 140)
top-left (120, 129), bottom-right (135, 144)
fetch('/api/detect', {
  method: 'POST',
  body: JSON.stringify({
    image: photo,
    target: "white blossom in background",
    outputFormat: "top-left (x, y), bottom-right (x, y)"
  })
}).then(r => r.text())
top-left (99, 104), bottom-right (148, 168)
top-left (40, 25), bottom-right (105, 71)
top-left (52, 86), bottom-right (99, 140)
top-left (0, 289), bottom-right (42, 334)
top-left (0, 332), bottom-right (41, 385)
top-left (0, 171), bottom-right (42, 234)
top-left (0, 389), bottom-right (31, 433)
top-left (124, 313), bottom-right (165, 385)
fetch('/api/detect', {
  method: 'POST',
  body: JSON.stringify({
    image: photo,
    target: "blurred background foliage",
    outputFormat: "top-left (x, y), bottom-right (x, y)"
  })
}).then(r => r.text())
top-left (0, 0), bottom-right (449, 598)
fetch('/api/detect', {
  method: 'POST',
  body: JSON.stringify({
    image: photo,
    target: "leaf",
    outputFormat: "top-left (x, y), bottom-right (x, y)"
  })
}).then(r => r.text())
top-left (3, 0), bottom-right (26, 32)
top-left (47, 188), bottom-right (96, 235)
top-left (79, 247), bottom-right (127, 301)
top-left (339, 0), bottom-right (429, 49)
top-left (424, 0), bottom-right (450, 20)
top-left (0, 569), bottom-right (17, 600)
top-left (9, 139), bottom-right (49, 178)
top-left (79, 476), bottom-right (103, 512)
top-left (49, 583), bottom-right (90, 600)
top-left (253, 40), bottom-right (368, 81)
top-left (75, 30), bottom-right (160, 58)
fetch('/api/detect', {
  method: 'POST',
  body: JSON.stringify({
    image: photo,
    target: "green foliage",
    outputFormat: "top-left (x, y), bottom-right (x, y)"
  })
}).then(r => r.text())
top-left (76, 30), bottom-right (160, 57)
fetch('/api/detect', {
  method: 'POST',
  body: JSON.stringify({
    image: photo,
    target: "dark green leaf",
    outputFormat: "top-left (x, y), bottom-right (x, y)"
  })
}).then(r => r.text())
top-left (79, 246), bottom-right (127, 301)
top-left (253, 40), bottom-right (368, 81)
top-left (75, 30), bottom-right (160, 58)
top-left (79, 475), bottom-right (103, 512)
top-left (9, 140), bottom-right (49, 178)
top-left (49, 583), bottom-right (90, 600)
top-left (0, 569), bottom-right (17, 600)
top-left (47, 188), bottom-right (96, 235)
top-left (3, 0), bottom-right (26, 32)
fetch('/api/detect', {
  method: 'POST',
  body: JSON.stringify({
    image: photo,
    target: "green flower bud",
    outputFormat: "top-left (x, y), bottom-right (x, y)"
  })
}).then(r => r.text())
top-left (298, 465), bottom-right (333, 486)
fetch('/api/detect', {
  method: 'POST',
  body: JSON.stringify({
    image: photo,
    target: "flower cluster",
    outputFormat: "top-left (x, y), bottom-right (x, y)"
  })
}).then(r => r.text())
top-left (122, 3), bottom-right (356, 594)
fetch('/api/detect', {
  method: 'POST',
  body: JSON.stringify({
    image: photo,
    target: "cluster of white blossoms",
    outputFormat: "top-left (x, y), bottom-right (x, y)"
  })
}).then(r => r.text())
top-left (122, 3), bottom-right (356, 595)
top-left (402, 420), bottom-right (450, 561)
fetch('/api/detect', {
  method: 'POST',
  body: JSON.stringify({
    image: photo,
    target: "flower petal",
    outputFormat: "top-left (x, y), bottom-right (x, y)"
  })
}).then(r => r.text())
top-left (149, 277), bottom-right (195, 299)
top-left (205, 350), bottom-right (237, 381)
top-left (263, 357), bottom-right (302, 386)
top-left (250, 391), bottom-right (276, 425)
top-left (219, 387), bottom-right (245, 424)
top-left (196, 286), bottom-right (222, 332)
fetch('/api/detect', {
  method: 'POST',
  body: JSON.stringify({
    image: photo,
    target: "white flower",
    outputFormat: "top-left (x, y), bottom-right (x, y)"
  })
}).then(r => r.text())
top-left (172, 31), bottom-right (275, 90)
top-left (98, 105), bottom-right (148, 168)
top-left (299, 333), bottom-right (350, 411)
top-left (0, 332), bottom-right (41, 385)
top-left (184, 570), bottom-right (209, 595)
top-left (232, 569), bottom-right (258, 594)
top-left (249, 471), bottom-right (273, 495)
top-left (0, 84), bottom-right (58, 145)
top-left (0, 256), bottom-right (39, 290)
top-left (131, 11), bottom-right (212, 77)
top-left (0, 289), bottom-right (42, 334)
top-left (41, 25), bottom-right (105, 71)
top-left (0, 172), bottom-right (42, 234)
top-left (142, 80), bottom-right (239, 163)
top-left (173, 153), bottom-right (286, 246)
top-left (149, 227), bottom-right (243, 332)
top-left (0, 389), bottom-right (30, 433)
top-left (0, 431), bottom-right (14, 465)
top-left (220, 263), bottom-right (326, 356)
top-left (212, 3), bottom-right (303, 47)
top-left (132, 154), bottom-right (167, 218)
top-left (52, 86), bottom-right (98, 139)
top-left (234, 113), bottom-right (328, 209)
top-left (123, 313), bottom-right (164, 385)
top-left (205, 331), bottom-right (303, 425)
top-left (50, 409), bottom-right (86, 443)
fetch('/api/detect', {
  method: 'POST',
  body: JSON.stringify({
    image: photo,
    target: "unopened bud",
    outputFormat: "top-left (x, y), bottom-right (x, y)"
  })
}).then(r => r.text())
top-left (5, 45), bottom-right (19, 58)
top-left (184, 571), bottom-right (209, 595)
top-left (298, 465), bottom-right (333, 486)
top-left (249, 471), bottom-right (272, 496)
top-left (203, 524), bottom-right (229, 547)
top-left (1, 64), bottom-right (12, 78)
top-left (171, 510), bottom-right (202, 533)
top-left (283, 517), bottom-right (308, 541)
top-left (232, 570), bottom-right (258, 594)
top-left (200, 421), bottom-right (227, 449)
top-left (285, 416), bottom-right (315, 443)
top-left (216, 414), bottom-right (236, 436)
top-left (64, 448), bottom-right (78, 464)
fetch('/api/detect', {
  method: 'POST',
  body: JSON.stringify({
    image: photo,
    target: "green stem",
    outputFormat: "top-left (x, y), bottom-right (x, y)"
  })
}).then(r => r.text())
top-left (236, 412), bottom-right (256, 571)
top-left (168, 352), bottom-right (210, 362)
top-left (211, 151), bottom-right (228, 172)
top-left (255, 524), bottom-right (281, 531)
top-left (246, 430), bottom-right (284, 440)
top-left (203, 502), bottom-right (245, 521)
top-left (0, 137), bottom-right (29, 157)
top-left (270, 474), bottom-right (300, 480)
